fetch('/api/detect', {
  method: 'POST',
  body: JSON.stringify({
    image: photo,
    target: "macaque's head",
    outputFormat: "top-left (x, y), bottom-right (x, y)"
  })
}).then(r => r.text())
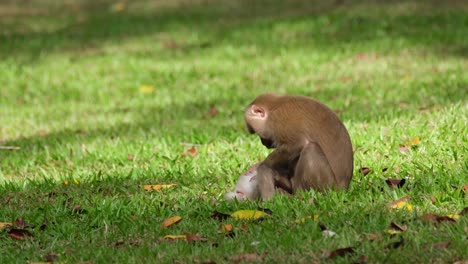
top-left (244, 94), bottom-right (279, 148)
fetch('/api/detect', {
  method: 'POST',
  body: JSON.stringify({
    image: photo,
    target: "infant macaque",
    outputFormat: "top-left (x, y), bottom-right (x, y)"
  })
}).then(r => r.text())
top-left (225, 163), bottom-right (260, 201)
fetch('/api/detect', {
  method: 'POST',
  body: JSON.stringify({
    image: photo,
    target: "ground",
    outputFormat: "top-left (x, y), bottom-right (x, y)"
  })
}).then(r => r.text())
top-left (0, 0), bottom-right (467, 263)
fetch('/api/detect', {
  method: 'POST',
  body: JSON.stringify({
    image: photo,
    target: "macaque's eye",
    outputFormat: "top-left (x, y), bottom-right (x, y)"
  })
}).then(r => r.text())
top-left (236, 190), bottom-right (244, 195)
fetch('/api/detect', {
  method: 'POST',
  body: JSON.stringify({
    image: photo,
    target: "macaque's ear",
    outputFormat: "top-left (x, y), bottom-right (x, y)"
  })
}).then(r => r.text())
top-left (251, 105), bottom-right (267, 119)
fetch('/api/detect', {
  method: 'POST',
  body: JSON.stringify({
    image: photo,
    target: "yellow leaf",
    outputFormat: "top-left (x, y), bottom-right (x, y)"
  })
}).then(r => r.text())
top-left (110, 2), bottom-right (126, 12)
top-left (73, 179), bottom-right (79, 185)
top-left (163, 235), bottom-right (187, 240)
top-left (0, 222), bottom-right (12, 231)
top-left (295, 214), bottom-right (319, 224)
top-left (446, 214), bottom-right (461, 220)
top-left (386, 229), bottom-right (402, 235)
top-left (388, 196), bottom-right (413, 211)
top-left (143, 184), bottom-right (176, 191)
top-left (161, 216), bottom-right (182, 228)
top-left (231, 210), bottom-right (268, 220)
top-left (64, 180), bottom-right (69, 186)
top-left (139, 85), bottom-right (155, 94)
top-left (405, 137), bottom-right (421, 147)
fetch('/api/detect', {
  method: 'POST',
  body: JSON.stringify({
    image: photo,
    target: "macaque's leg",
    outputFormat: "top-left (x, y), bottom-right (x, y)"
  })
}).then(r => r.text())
top-left (257, 164), bottom-right (278, 200)
top-left (274, 175), bottom-right (293, 194)
top-left (291, 142), bottom-right (337, 191)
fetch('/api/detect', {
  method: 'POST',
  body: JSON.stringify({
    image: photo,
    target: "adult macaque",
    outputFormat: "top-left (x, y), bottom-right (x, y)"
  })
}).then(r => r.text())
top-left (245, 93), bottom-right (353, 200)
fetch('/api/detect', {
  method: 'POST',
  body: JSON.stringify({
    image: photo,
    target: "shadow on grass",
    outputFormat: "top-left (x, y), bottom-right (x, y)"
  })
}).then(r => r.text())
top-left (1, 0), bottom-right (467, 173)
top-left (1, 0), bottom-right (467, 60)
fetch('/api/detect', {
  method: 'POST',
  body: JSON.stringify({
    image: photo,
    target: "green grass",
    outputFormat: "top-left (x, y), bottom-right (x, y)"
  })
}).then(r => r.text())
top-left (0, 0), bottom-right (467, 263)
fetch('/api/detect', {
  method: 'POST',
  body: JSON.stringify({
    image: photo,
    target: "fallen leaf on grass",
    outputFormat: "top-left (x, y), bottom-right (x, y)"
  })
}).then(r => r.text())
top-left (8, 229), bottom-right (32, 240)
top-left (110, 2), bottom-right (126, 12)
top-left (355, 255), bottom-right (368, 264)
top-left (366, 233), bottom-right (379, 241)
top-left (385, 178), bottom-right (406, 190)
top-left (295, 214), bottom-right (319, 224)
top-left (388, 196), bottom-right (413, 211)
top-left (399, 146), bottom-right (409, 154)
top-left (163, 235), bottom-right (187, 241)
top-left (44, 253), bottom-right (58, 262)
top-left (161, 216), bottom-right (182, 228)
top-left (399, 137), bottom-right (421, 153)
top-left (0, 222), bottom-right (12, 231)
top-left (206, 105), bottom-right (219, 117)
top-left (210, 211), bottom-right (231, 221)
top-left (220, 224), bottom-right (235, 238)
top-left (127, 154), bottom-right (134, 161)
top-left (185, 233), bottom-right (208, 243)
top-left (229, 253), bottom-right (266, 262)
top-left (420, 213), bottom-right (456, 223)
top-left (14, 218), bottom-right (29, 229)
top-left (447, 214), bottom-right (461, 220)
top-left (220, 224), bottom-right (233, 232)
top-left (424, 241), bottom-right (451, 249)
top-left (323, 247), bottom-right (355, 259)
top-left (389, 222), bottom-right (407, 232)
top-left (139, 85), bottom-right (155, 94)
top-left (143, 184), bottom-right (176, 192)
top-left (0, 146), bottom-right (20, 150)
top-left (183, 146), bottom-right (197, 157)
top-left (163, 40), bottom-right (181, 50)
top-left (359, 167), bottom-right (371, 176)
top-left (463, 184), bottom-right (468, 193)
top-left (231, 210), bottom-right (269, 221)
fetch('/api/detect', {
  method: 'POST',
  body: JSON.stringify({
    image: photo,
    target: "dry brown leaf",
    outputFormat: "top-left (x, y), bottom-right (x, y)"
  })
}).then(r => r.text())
top-left (143, 184), bottom-right (176, 192)
top-left (8, 229), bottom-right (32, 240)
top-left (127, 154), bottom-right (134, 161)
top-left (207, 105), bottom-right (219, 117)
top-left (424, 241), bottom-right (451, 249)
top-left (389, 222), bottom-right (408, 232)
top-left (44, 253), bottom-right (58, 262)
top-left (14, 218), bottom-right (28, 229)
top-left (161, 216), bottom-right (182, 228)
top-left (463, 184), bottom-right (468, 193)
top-left (399, 146), bottom-right (409, 154)
top-left (183, 146), bottom-right (197, 157)
top-left (359, 167), bottom-right (371, 176)
top-left (163, 40), bottom-right (180, 49)
top-left (385, 178), bottom-right (406, 190)
top-left (323, 247), bottom-right (355, 259)
top-left (420, 213), bottom-right (456, 224)
top-left (230, 253), bottom-right (266, 262)
top-left (355, 255), bottom-right (368, 264)
top-left (366, 233), bottom-right (379, 241)
top-left (210, 211), bottom-right (231, 221)
top-left (185, 233), bottom-right (208, 243)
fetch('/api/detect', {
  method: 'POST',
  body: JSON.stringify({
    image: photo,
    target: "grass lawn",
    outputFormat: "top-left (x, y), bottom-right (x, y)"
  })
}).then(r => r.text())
top-left (0, 0), bottom-right (467, 263)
